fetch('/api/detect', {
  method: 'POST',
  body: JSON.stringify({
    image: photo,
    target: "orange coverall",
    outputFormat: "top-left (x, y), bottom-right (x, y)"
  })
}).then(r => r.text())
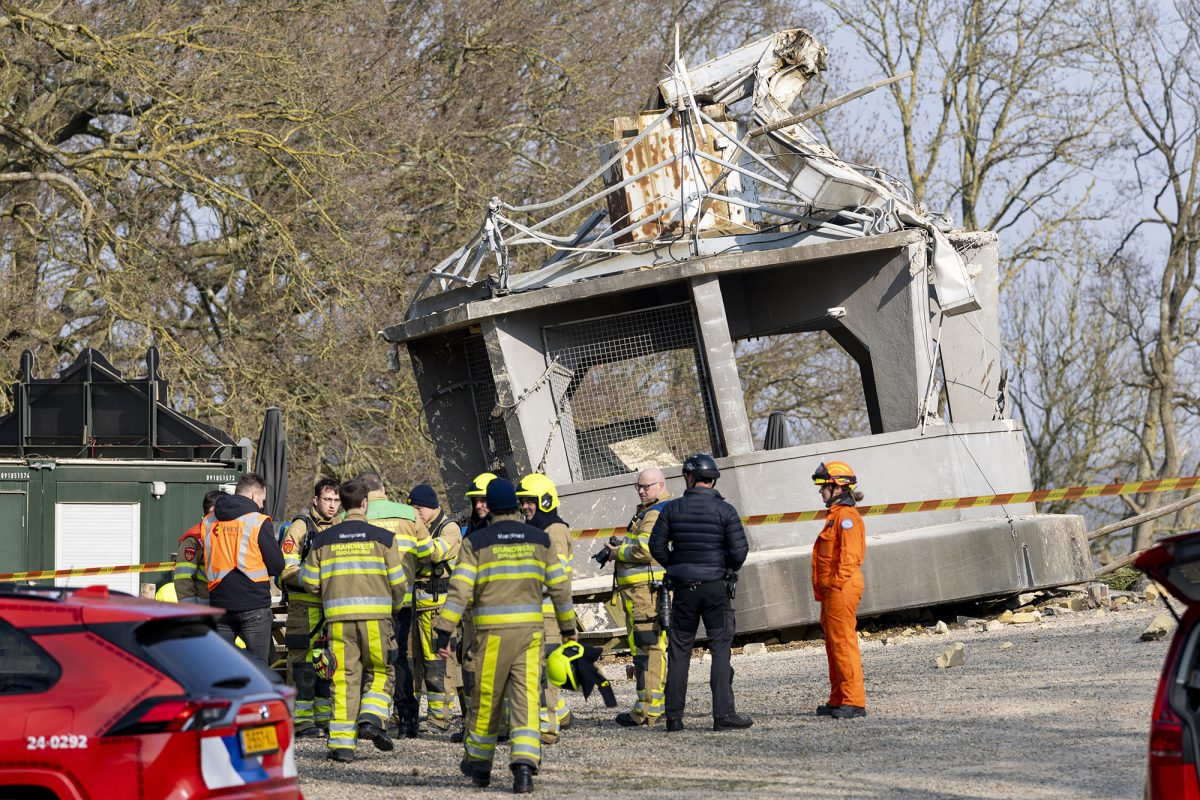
top-left (811, 502), bottom-right (866, 708)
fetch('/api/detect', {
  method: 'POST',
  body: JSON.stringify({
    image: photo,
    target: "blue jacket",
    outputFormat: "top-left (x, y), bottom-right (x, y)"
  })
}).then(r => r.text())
top-left (648, 486), bottom-right (748, 582)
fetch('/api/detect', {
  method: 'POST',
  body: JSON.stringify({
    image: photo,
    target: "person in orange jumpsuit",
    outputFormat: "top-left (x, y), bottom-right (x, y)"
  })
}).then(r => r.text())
top-left (811, 460), bottom-right (867, 719)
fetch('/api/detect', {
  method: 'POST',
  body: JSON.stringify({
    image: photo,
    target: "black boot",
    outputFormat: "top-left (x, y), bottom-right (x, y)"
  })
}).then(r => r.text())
top-left (512, 763), bottom-right (534, 794)
top-left (461, 757), bottom-right (491, 788)
top-left (398, 712), bottom-right (419, 739)
top-left (830, 705), bottom-right (866, 719)
top-left (712, 712), bottom-right (754, 730)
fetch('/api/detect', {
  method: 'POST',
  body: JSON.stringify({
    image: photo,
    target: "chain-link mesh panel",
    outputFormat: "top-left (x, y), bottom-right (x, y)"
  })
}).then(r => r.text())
top-left (464, 335), bottom-right (512, 476)
top-left (543, 303), bottom-right (719, 481)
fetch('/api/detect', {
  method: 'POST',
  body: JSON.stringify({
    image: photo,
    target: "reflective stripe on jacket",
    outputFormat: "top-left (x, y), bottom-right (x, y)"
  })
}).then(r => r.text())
top-left (281, 513), bottom-right (334, 605)
top-left (204, 512), bottom-right (270, 590)
top-left (434, 512), bottom-right (575, 636)
top-left (173, 522), bottom-right (209, 602)
top-left (811, 501), bottom-right (866, 602)
top-left (614, 495), bottom-right (668, 588)
top-left (301, 510), bottom-right (411, 621)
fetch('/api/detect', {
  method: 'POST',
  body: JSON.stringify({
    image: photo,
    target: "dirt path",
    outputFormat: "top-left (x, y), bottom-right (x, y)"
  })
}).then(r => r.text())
top-left (298, 602), bottom-right (1168, 799)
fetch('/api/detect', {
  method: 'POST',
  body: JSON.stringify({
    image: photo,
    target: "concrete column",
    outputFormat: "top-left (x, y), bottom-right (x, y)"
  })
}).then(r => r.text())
top-left (481, 317), bottom-right (573, 481)
top-left (689, 275), bottom-right (755, 456)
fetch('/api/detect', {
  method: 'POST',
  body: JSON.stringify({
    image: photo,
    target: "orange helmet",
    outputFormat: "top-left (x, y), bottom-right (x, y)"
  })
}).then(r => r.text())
top-left (812, 461), bottom-right (856, 488)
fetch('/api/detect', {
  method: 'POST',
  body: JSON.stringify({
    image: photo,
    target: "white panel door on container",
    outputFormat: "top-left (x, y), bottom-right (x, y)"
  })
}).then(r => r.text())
top-left (55, 503), bottom-right (140, 595)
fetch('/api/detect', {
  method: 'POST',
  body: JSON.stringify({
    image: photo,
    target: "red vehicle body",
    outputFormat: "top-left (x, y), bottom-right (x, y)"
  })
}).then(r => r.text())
top-left (1137, 532), bottom-right (1200, 800)
top-left (0, 584), bottom-right (301, 800)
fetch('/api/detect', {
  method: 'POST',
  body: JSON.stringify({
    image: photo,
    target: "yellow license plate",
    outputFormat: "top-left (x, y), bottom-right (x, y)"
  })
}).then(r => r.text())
top-left (240, 725), bottom-right (279, 756)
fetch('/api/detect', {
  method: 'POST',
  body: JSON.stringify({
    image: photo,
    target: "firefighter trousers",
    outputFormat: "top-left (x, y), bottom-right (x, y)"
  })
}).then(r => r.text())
top-left (286, 602), bottom-right (331, 732)
top-left (539, 611), bottom-right (570, 742)
top-left (413, 602), bottom-right (461, 729)
top-left (463, 626), bottom-right (543, 772)
top-left (327, 618), bottom-right (396, 752)
top-left (820, 575), bottom-right (866, 709)
top-left (620, 584), bottom-right (666, 723)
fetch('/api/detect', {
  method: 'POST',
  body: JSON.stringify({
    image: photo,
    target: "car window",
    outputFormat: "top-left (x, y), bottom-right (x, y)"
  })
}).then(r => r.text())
top-left (0, 619), bottom-right (61, 695)
top-left (137, 621), bottom-right (277, 695)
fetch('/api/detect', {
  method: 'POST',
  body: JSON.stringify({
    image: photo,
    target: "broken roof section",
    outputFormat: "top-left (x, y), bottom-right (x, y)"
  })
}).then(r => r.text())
top-left (400, 28), bottom-right (980, 328)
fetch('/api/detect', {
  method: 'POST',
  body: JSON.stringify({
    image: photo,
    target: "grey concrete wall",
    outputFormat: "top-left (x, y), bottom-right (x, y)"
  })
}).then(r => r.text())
top-left (719, 244), bottom-right (928, 434)
top-left (690, 275), bottom-right (755, 456)
top-left (404, 333), bottom-right (487, 497)
top-left (938, 232), bottom-right (1004, 423)
top-left (731, 513), bottom-right (1091, 632)
top-left (561, 419), bottom-right (1041, 585)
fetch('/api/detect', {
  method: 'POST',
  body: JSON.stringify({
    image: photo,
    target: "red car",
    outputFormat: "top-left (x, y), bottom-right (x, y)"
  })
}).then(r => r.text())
top-left (0, 583), bottom-right (301, 800)
top-left (1137, 532), bottom-right (1200, 800)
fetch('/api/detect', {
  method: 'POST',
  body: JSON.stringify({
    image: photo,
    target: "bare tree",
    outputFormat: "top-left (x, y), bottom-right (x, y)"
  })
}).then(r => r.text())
top-left (811, 0), bottom-right (1114, 286)
top-left (1086, 0), bottom-right (1200, 552)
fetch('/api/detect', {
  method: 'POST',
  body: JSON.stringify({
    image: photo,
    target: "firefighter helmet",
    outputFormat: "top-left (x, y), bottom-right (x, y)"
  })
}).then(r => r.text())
top-left (515, 473), bottom-right (559, 512)
top-left (464, 472), bottom-right (497, 498)
top-left (311, 644), bottom-right (337, 680)
top-left (545, 641), bottom-right (586, 690)
top-left (812, 461), bottom-right (857, 488)
top-left (682, 453), bottom-right (721, 482)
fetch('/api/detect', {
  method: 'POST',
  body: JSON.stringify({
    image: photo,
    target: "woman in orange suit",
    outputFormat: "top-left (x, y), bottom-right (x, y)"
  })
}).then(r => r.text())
top-left (811, 461), bottom-right (867, 719)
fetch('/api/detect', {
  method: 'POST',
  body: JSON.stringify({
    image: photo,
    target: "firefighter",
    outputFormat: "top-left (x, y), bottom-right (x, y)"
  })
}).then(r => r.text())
top-left (449, 471), bottom-right (497, 745)
top-left (407, 483), bottom-right (463, 732)
top-left (433, 479), bottom-right (575, 794)
top-left (464, 472), bottom-right (497, 533)
top-left (811, 461), bottom-right (868, 719)
top-left (280, 478), bottom-right (341, 737)
top-left (609, 467), bottom-right (670, 727)
top-left (203, 473), bottom-right (285, 667)
top-left (516, 473), bottom-right (574, 743)
top-left (355, 471), bottom-right (434, 738)
top-left (173, 489), bottom-right (223, 604)
top-left (301, 479), bottom-right (415, 762)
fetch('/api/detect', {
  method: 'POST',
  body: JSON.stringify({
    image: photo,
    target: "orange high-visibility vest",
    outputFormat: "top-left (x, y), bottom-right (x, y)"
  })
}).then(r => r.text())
top-left (203, 511), bottom-right (270, 590)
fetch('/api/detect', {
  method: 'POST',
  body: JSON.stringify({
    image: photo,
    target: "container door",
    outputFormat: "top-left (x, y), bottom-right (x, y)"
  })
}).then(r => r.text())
top-left (0, 492), bottom-right (27, 573)
top-left (54, 501), bottom-right (140, 595)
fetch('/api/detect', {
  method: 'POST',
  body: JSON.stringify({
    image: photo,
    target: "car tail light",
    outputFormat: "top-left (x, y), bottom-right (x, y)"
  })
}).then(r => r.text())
top-left (1148, 655), bottom-right (1200, 800)
top-left (107, 698), bottom-right (232, 735)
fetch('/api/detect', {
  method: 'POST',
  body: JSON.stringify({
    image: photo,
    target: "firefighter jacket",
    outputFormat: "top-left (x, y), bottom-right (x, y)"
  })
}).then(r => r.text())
top-left (364, 491), bottom-right (434, 606)
top-left (300, 509), bottom-right (411, 621)
top-left (433, 511), bottom-right (575, 638)
top-left (614, 492), bottom-right (670, 588)
top-left (203, 494), bottom-right (285, 611)
top-left (173, 521), bottom-right (209, 603)
top-left (526, 509), bottom-right (572, 615)
top-left (413, 511), bottom-right (462, 610)
top-left (280, 511), bottom-right (335, 606)
top-left (811, 498), bottom-right (866, 602)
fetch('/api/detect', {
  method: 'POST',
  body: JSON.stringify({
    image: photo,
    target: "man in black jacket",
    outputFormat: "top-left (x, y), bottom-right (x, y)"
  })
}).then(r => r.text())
top-left (649, 453), bottom-right (753, 732)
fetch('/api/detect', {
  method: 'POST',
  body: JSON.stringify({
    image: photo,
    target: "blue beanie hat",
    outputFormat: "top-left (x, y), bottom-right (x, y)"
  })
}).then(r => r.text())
top-left (485, 478), bottom-right (519, 512)
top-left (408, 484), bottom-right (439, 509)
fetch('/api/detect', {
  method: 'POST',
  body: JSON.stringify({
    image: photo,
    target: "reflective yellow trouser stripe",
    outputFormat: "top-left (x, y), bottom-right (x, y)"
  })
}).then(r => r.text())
top-left (509, 630), bottom-right (541, 766)
top-left (360, 619), bottom-right (391, 722)
top-left (466, 634), bottom-right (503, 763)
top-left (329, 622), bottom-right (356, 750)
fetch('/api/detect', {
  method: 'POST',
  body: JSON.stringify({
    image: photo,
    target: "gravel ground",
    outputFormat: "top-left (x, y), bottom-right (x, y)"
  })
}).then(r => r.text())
top-left (298, 601), bottom-right (1172, 800)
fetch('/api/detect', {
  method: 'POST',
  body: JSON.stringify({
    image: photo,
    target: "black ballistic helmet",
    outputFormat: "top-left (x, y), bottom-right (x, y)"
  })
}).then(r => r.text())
top-left (682, 453), bottom-right (721, 482)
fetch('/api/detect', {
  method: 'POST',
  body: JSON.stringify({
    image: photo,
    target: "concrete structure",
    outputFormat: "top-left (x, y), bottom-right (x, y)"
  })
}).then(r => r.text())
top-left (383, 29), bottom-right (1092, 634)
top-left (384, 228), bottom-right (1092, 634)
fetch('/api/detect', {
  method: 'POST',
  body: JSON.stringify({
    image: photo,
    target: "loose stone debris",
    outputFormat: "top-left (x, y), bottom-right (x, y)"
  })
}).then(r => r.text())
top-left (936, 642), bottom-right (966, 669)
top-left (1141, 612), bottom-right (1176, 642)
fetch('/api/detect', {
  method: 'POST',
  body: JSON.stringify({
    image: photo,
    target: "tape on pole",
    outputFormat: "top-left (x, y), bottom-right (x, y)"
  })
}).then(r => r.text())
top-left (571, 475), bottom-right (1200, 539)
top-left (0, 561), bottom-right (176, 582)
top-left (3, 475), bottom-right (1196, 578)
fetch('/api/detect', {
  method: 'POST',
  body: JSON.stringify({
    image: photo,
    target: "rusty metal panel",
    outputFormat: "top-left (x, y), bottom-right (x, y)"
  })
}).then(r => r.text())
top-left (601, 110), bottom-right (757, 244)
